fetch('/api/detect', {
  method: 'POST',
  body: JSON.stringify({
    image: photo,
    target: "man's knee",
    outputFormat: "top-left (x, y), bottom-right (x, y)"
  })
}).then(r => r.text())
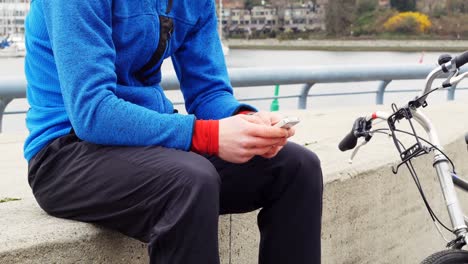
top-left (280, 142), bottom-right (323, 190)
top-left (138, 152), bottom-right (221, 211)
top-left (145, 154), bottom-right (221, 240)
top-left (176, 154), bottom-right (221, 195)
top-left (281, 142), bottom-right (321, 167)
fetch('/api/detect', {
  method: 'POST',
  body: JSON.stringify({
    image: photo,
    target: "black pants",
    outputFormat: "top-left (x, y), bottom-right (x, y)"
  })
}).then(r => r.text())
top-left (28, 132), bottom-right (323, 264)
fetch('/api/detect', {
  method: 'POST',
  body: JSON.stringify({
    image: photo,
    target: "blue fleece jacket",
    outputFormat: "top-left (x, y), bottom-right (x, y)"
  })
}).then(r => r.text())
top-left (24, 0), bottom-right (254, 161)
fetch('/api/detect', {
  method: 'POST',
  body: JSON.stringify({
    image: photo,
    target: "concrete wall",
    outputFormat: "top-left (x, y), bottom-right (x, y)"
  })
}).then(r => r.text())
top-left (229, 136), bottom-right (468, 264)
top-left (226, 102), bottom-right (468, 264)
top-left (2, 101), bottom-right (468, 263)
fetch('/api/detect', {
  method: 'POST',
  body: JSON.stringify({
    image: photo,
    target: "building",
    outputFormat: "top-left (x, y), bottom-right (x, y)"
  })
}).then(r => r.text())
top-left (218, 0), bottom-right (327, 37)
top-left (281, 3), bottom-right (322, 32)
top-left (222, 8), bottom-right (251, 35)
top-left (378, 0), bottom-right (390, 8)
top-left (221, 0), bottom-right (244, 9)
top-left (250, 5), bottom-right (279, 33)
top-left (0, 0), bottom-right (30, 37)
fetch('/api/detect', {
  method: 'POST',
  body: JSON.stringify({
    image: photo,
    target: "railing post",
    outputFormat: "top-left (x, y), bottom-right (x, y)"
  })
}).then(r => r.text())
top-left (298, 83), bottom-right (314, 109)
top-left (447, 83), bottom-right (458, 101)
top-left (376, 80), bottom-right (391, 105)
top-left (270, 84), bottom-right (280, 111)
top-left (0, 97), bottom-right (13, 133)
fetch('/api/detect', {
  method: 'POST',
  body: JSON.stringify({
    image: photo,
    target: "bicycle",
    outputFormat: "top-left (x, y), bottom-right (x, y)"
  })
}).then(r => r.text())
top-left (338, 51), bottom-right (468, 264)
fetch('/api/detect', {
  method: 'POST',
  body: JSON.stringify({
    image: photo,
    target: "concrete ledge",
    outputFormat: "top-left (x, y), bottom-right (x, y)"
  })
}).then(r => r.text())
top-left (0, 134), bottom-right (231, 264)
top-left (1, 198), bottom-right (147, 263)
top-left (2, 100), bottom-right (468, 263)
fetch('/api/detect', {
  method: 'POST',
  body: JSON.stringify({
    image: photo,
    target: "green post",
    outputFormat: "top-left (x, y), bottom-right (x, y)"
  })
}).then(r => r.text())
top-left (270, 84), bottom-right (280, 112)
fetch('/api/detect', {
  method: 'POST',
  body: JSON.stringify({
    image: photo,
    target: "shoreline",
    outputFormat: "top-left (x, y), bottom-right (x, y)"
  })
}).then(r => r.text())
top-left (226, 39), bottom-right (468, 52)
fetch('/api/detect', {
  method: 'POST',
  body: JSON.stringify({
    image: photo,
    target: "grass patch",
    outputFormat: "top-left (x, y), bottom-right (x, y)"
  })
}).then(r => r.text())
top-left (0, 197), bottom-right (21, 203)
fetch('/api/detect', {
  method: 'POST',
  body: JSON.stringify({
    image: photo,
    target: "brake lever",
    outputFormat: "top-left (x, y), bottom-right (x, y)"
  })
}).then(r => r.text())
top-left (348, 134), bottom-right (372, 164)
top-left (449, 71), bottom-right (468, 87)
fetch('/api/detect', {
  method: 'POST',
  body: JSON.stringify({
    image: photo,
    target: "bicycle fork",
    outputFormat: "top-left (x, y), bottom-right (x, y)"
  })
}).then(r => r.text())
top-left (433, 154), bottom-right (468, 242)
top-left (414, 110), bottom-right (468, 246)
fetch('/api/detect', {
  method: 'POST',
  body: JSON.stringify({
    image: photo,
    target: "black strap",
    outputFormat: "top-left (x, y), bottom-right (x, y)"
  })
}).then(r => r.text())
top-left (165, 0), bottom-right (173, 14)
top-left (135, 0), bottom-right (174, 84)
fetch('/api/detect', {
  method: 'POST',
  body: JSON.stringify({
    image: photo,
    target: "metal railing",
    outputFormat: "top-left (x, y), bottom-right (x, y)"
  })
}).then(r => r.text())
top-left (1, 64), bottom-right (467, 132)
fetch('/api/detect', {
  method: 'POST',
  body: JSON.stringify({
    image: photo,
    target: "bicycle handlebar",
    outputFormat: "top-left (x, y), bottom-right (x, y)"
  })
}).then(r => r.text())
top-left (338, 117), bottom-right (371, 152)
top-left (339, 51), bottom-right (468, 154)
top-left (338, 130), bottom-right (358, 151)
top-left (455, 51), bottom-right (468, 68)
top-left (337, 54), bottom-right (468, 237)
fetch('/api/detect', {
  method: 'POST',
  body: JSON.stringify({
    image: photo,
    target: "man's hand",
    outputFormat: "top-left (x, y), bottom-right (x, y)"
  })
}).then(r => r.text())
top-left (249, 112), bottom-right (295, 159)
top-left (218, 114), bottom-right (289, 163)
top-left (250, 111), bottom-right (295, 136)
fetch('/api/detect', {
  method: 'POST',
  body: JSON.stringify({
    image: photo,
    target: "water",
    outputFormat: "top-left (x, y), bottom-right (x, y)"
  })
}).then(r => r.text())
top-left (2, 50), bottom-right (467, 132)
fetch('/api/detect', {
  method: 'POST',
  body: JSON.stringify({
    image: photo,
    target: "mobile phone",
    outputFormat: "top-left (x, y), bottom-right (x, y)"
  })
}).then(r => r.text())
top-left (273, 116), bottom-right (300, 129)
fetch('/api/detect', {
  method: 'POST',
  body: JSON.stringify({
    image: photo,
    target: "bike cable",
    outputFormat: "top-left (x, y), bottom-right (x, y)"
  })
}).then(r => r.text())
top-left (394, 129), bottom-right (457, 174)
top-left (371, 129), bottom-right (456, 236)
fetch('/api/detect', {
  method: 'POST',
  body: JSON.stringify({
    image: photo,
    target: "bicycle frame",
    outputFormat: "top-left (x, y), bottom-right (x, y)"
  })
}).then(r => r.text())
top-left (415, 63), bottom-right (468, 240)
top-left (340, 52), bottom-right (468, 249)
top-left (413, 110), bottom-right (468, 239)
top-left (365, 64), bottom-right (468, 246)
top-left (370, 110), bottom-right (468, 241)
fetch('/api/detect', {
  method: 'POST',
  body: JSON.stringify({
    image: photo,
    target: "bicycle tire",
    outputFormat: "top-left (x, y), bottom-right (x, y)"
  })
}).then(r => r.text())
top-left (421, 249), bottom-right (468, 264)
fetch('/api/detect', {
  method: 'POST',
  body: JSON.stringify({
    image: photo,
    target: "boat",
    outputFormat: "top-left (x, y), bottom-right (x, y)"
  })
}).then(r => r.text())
top-left (0, 36), bottom-right (10, 49)
top-left (0, 42), bottom-right (25, 57)
top-left (221, 41), bottom-right (230, 56)
top-left (0, 0), bottom-right (29, 57)
top-left (0, 35), bottom-right (25, 57)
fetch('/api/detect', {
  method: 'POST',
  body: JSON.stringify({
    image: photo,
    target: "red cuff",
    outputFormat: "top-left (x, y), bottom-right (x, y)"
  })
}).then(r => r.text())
top-left (191, 120), bottom-right (219, 155)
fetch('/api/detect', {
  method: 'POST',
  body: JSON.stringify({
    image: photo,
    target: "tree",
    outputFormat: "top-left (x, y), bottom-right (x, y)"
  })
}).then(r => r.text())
top-left (447, 0), bottom-right (467, 14)
top-left (390, 0), bottom-right (416, 11)
top-left (325, 0), bottom-right (356, 36)
top-left (356, 0), bottom-right (378, 15)
top-left (244, 0), bottom-right (262, 10)
top-left (383, 12), bottom-right (431, 34)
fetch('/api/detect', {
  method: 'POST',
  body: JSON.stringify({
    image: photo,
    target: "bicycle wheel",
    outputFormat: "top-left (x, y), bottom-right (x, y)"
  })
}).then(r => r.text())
top-left (421, 249), bottom-right (468, 264)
